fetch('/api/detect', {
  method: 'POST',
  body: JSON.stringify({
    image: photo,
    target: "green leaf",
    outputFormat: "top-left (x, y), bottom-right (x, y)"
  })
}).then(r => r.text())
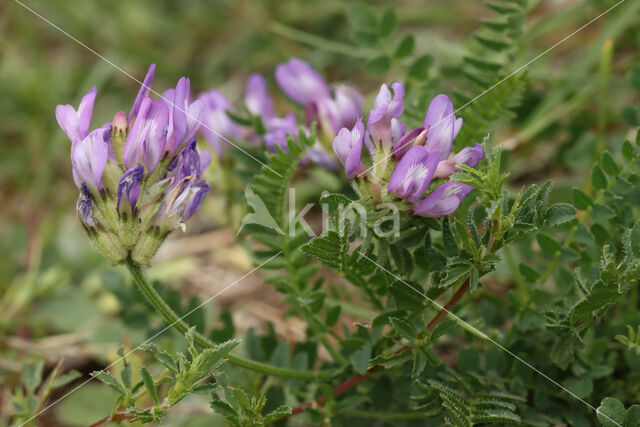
top-left (325, 305), bottom-right (341, 327)
top-left (592, 165), bottom-right (608, 190)
top-left (600, 151), bottom-right (620, 175)
top-left (622, 139), bottom-right (635, 160)
top-left (347, 4), bottom-right (377, 29)
top-left (570, 280), bottom-right (619, 325)
top-left (592, 203), bottom-right (616, 222)
top-left (544, 203), bottom-right (576, 227)
top-left (630, 220), bottom-right (640, 258)
top-left (562, 377), bottom-right (593, 399)
top-left (389, 317), bottom-right (418, 341)
top-left (264, 405), bottom-right (292, 424)
top-left (408, 55), bottom-right (433, 80)
top-left (519, 263), bottom-right (540, 283)
top-left (394, 34), bottom-right (414, 58)
top-left (351, 342), bottom-right (372, 374)
top-left (91, 371), bottom-right (126, 395)
top-left (140, 343), bottom-right (179, 374)
top-left (597, 397), bottom-right (625, 427)
top-left (52, 370), bottom-right (82, 389)
top-left (140, 366), bottom-right (159, 406)
top-left (238, 187), bottom-right (284, 235)
top-left (365, 55), bottom-right (391, 75)
top-left (572, 188), bottom-right (592, 210)
top-left (536, 232), bottom-right (562, 255)
top-left (624, 405), bottom-right (640, 427)
top-left (22, 361), bottom-right (44, 392)
top-left (379, 9), bottom-right (397, 37)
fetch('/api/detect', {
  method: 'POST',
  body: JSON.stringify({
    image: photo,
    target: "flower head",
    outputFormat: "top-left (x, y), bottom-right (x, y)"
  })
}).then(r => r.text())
top-left (55, 65), bottom-right (211, 264)
top-left (276, 58), bottom-right (362, 137)
top-left (245, 73), bottom-right (275, 119)
top-left (275, 58), bottom-right (330, 105)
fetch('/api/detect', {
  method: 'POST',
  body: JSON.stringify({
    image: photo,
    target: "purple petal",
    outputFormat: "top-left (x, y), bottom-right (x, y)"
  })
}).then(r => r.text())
top-left (129, 64), bottom-right (156, 122)
top-left (124, 97), bottom-right (169, 173)
top-left (245, 73), bottom-right (275, 119)
top-left (434, 143), bottom-right (484, 179)
top-left (77, 182), bottom-right (96, 226)
top-left (56, 86), bottom-right (97, 142)
top-left (413, 181), bottom-right (473, 217)
top-left (264, 113), bottom-right (298, 152)
top-left (393, 127), bottom-right (427, 160)
top-left (332, 118), bottom-right (364, 178)
top-left (198, 90), bottom-right (239, 157)
top-left (275, 58), bottom-right (330, 105)
top-left (332, 85), bottom-right (363, 131)
top-left (423, 94), bottom-right (455, 160)
top-left (388, 146), bottom-right (439, 202)
top-left (367, 82), bottom-right (405, 147)
top-left (182, 181), bottom-right (210, 221)
top-left (71, 126), bottom-right (110, 190)
top-left (117, 164), bottom-right (144, 214)
top-left (303, 146), bottom-right (340, 170)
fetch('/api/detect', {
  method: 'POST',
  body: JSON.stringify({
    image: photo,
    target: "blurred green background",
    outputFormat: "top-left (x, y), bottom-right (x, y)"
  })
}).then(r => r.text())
top-left (1, 0), bottom-right (639, 424)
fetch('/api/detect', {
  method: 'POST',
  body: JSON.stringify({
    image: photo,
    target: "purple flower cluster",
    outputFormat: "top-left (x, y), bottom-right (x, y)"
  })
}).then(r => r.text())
top-left (332, 84), bottom-right (484, 217)
top-left (56, 64), bottom-right (211, 263)
top-left (196, 58), bottom-right (362, 167)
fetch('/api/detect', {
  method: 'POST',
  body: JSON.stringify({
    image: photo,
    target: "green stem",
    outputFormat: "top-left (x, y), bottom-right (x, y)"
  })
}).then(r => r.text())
top-left (126, 258), bottom-right (323, 380)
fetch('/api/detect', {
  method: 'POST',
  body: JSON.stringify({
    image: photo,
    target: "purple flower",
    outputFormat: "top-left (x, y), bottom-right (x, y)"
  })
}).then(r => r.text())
top-left (77, 182), bottom-right (96, 226)
top-left (56, 86), bottom-right (97, 143)
top-left (333, 119), bottom-right (365, 179)
top-left (183, 181), bottom-right (211, 221)
top-left (70, 125), bottom-right (110, 191)
top-left (129, 64), bottom-right (156, 121)
top-left (423, 94), bottom-right (462, 160)
top-left (163, 77), bottom-right (204, 156)
top-left (117, 164), bottom-right (144, 215)
top-left (245, 73), bottom-right (275, 119)
top-left (367, 82), bottom-right (405, 148)
top-left (388, 146), bottom-right (439, 202)
top-left (170, 139), bottom-right (212, 181)
top-left (434, 143), bottom-right (484, 179)
top-left (275, 58), bottom-right (330, 105)
top-left (309, 86), bottom-right (363, 135)
top-left (392, 126), bottom-right (428, 160)
top-left (263, 113), bottom-right (298, 152)
top-left (414, 181), bottom-right (473, 217)
top-left (198, 90), bottom-right (241, 157)
top-left (303, 145), bottom-right (340, 170)
top-left (332, 86), bottom-right (363, 131)
top-left (123, 96), bottom-right (169, 173)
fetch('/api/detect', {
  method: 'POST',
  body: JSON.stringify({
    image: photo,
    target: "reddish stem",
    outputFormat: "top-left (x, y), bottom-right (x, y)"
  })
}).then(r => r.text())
top-left (89, 412), bottom-right (131, 427)
top-left (287, 276), bottom-right (471, 417)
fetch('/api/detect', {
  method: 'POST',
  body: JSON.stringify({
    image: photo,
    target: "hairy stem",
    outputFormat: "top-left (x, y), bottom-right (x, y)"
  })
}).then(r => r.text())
top-left (126, 258), bottom-right (323, 380)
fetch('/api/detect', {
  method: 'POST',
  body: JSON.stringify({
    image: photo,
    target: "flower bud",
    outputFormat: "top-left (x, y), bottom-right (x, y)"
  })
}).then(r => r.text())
top-left (111, 110), bottom-right (128, 163)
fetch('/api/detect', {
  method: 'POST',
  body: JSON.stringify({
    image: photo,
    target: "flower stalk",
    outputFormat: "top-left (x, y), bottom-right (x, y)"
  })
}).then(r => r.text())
top-left (125, 258), bottom-right (324, 380)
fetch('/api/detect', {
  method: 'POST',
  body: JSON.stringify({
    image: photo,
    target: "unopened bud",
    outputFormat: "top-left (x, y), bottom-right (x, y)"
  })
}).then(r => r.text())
top-left (111, 111), bottom-right (128, 164)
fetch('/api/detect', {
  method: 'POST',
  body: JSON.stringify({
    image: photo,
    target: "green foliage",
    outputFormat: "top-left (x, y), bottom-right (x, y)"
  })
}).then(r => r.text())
top-left (616, 325), bottom-right (640, 355)
top-left (10, 361), bottom-right (81, 426)
top-left (91, 329), bottom-right (237, 424)
top-left (454, 0), bottom-right (529, 149)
